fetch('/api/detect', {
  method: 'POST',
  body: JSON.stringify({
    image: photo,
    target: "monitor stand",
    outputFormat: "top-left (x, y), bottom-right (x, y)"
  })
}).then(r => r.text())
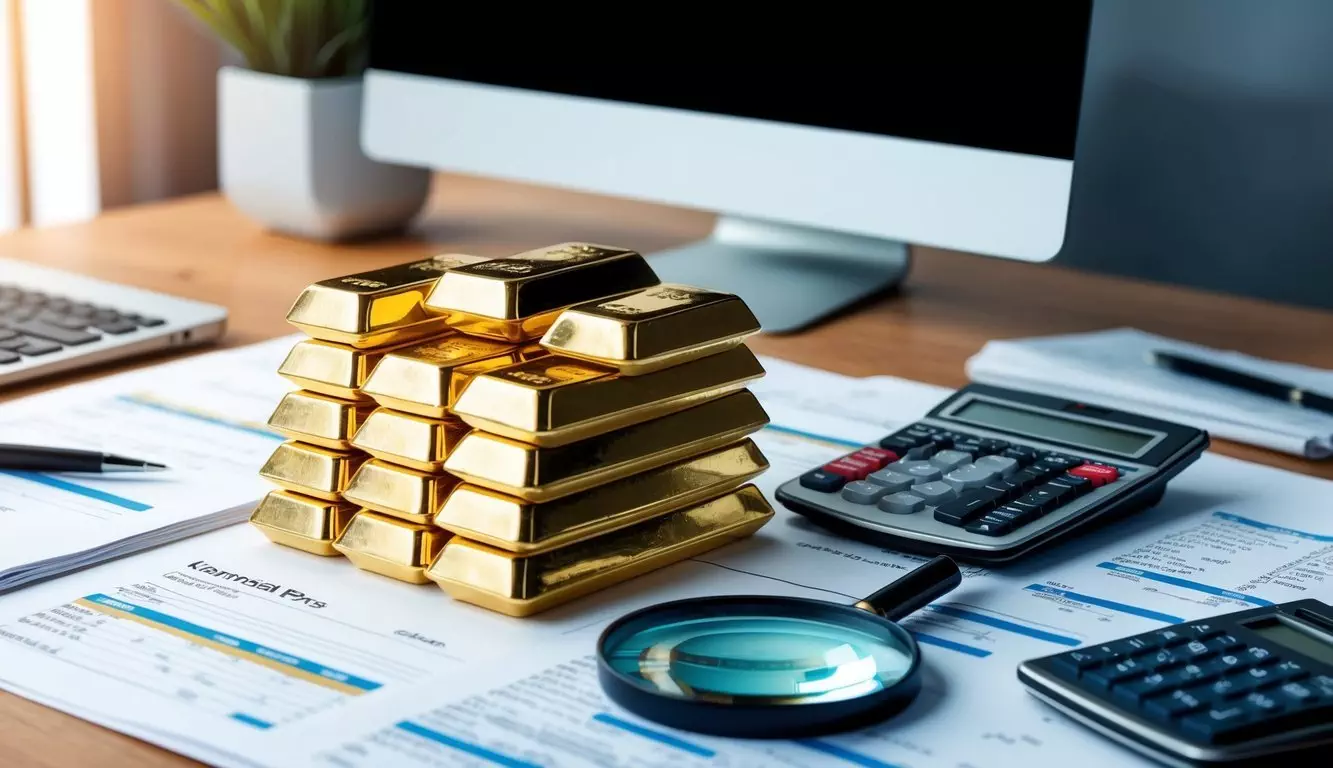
top-left (648, 216), bottom-right (910, 334)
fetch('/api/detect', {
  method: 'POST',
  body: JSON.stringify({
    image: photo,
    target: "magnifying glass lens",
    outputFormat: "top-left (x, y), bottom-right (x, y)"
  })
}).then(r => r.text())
top-left (603, 614), bottom-right (915, 704)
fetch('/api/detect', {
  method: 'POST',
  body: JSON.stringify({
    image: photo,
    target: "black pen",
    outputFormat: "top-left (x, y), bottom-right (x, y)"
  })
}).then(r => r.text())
top-left (1149, 350), bottom-right (1333, 417)
top-left (0, 444), bottom-right (167, 473)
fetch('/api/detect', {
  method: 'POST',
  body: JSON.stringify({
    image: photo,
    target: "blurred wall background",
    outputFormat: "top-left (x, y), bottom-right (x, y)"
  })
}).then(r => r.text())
top-left (1059, 0), bottom-right (1333, 310)
top-left (0, 0), bottom-right (224, 229)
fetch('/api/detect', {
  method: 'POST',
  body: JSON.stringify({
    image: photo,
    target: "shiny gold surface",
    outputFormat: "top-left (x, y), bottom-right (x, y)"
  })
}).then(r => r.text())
top-left (286, 254), bottom-right (490, 348)
top-left (277, 338), bottom-right (418, 401)
top-left (452, 346), bottom-right (764, 446)
top-left (443, 391), bottom-right (769, 502)
top-left (343, 459), bottom-right (458, 524)
top-left (426, 485), bottom-right (773, 616)
top-left (423, 242), bottom-right (660, 342)
top-left (249, 490), bottom-right (356, 556)
top-left (540, 284), bottom-right (761, 375)
top-left (259, 441), bottom-right (366, 501)
top-left (360, 335), bottom-right (524, 418)
top-left (266, 390), bottom-right (376, 450)
top-left (350, 408), bottom-right (471, 473)
top-left (435, 439), bottom-right (768, 553)
top-left (446, 344), bottom-right (549, 409)
top-left (333, 511), bottom-right (451, 584)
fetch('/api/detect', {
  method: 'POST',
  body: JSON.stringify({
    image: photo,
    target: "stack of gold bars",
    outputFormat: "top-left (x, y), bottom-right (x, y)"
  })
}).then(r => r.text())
top-left (252, 243), bottom-right (775, 616)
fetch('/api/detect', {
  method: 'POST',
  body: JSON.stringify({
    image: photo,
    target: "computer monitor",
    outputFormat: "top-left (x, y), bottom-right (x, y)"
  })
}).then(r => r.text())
top-left (363, 8), bottom-right (1094, 332)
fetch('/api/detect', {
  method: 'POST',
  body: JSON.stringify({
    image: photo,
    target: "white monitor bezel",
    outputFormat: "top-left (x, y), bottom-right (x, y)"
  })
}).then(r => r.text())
top-left (363, 71), bottom-right (1075, 261)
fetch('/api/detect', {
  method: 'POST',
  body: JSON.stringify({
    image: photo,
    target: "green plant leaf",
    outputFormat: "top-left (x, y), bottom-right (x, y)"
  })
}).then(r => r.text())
top-left (173, 0), bottom-right (369, 77)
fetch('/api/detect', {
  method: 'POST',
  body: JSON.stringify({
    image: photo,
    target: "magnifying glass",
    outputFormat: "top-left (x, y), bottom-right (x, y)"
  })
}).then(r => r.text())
top-left (597, 555), bottom-right (962, 739)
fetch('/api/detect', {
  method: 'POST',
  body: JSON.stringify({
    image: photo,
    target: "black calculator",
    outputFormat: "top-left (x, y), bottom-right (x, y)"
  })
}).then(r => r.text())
top-left (774, 383), bottom-right (1209, 563)
top-left (1019, 600), bottom-right (1333, 766)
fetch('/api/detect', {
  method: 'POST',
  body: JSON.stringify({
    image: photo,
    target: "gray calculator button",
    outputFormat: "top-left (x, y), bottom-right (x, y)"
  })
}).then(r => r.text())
top-left (974, 455), bottom-right (1018, 477)
top-left (841, 481), bottom-right (889, 505)
top-left (904, 464), bottom-right (943, 482)
top-left (866, 469), bottom-right (915, 492)
top-left (911, 481), bottom-right (957, 504)
top-left (930, 450), bottom-right (972, 471)
top-left (943, 465), bottom-right (999, 491)
top-left (890, 460), bottom-right (934, 474)
top-left (878, 492), bottom-right (925, 515)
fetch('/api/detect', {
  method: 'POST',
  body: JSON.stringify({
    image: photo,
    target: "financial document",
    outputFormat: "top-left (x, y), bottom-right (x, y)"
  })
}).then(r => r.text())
top-left (0, 356), bottom-right (1330, 767)
top-left (0, 338), bottom-right (294, 588)
top-left (294, 451), bottom-right (1333, 768)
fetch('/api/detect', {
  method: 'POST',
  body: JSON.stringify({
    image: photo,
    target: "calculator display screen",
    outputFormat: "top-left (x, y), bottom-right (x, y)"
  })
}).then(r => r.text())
top-left (951, 401), bottom-right (1155, 456)
top-left (1248, 619), bottom-right (1333, 665)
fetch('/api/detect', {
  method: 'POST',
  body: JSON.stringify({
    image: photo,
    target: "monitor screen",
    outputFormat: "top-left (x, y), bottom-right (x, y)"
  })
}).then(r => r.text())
top-left (368, 8), bottom-right (1094, 161)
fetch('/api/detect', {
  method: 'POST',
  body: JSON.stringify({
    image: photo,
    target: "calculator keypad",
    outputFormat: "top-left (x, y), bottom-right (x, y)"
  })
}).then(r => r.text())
top-left (799, 422), bottom-right (1123, 538)
top-left (1043, 627), bottom-right (1333, 745)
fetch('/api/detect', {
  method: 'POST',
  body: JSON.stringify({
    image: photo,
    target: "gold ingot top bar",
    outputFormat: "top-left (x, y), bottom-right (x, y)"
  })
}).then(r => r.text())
top-left (443, 390), bottom-right (769, 502)
top-left (286, 254), bottom-right (490, 348)
top-left (250, 490), bottom-right (357, 556)
top-left (259, 441), bottom-right (366, 502)
top-left (350, 408), bottom-right (471, 473)
top-left (423, 242), bottom-right (660, 342)
top-left (267, 390), bottom-right (376, 451)
top-left (435, 439), bottom-right (769, 553)
top-left (360, 335), bottom-right (531, 418)
top-left (451, 346), bottom-right (764, 447)
top-left (343, 459), bottom-right (458, 524)
top-left (333, 511), bottom-right (451, 585)
top-left (540, 284), bottom-right (761, 375)
top-left (277, 338), bottom-right (419, 401)
top-left (426, 485), bottom-right (773, 617)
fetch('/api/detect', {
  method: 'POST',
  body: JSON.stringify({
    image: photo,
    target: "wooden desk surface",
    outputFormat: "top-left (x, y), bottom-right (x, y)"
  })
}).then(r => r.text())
top-left (2, 175), bottom-right (1332, 766)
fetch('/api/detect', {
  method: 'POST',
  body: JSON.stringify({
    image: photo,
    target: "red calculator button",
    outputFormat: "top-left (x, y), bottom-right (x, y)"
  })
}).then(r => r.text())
top-left (855, 447), bottom-right (896, 468)
top-left (825, 458), bottom-right (874, 480)
top-left (1069, 464), bottom-right (1119, 487)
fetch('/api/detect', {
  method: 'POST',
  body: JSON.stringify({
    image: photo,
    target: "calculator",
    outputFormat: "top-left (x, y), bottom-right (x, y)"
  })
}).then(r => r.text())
top-left (774, 383), bottom-right (1209, 563)
top-left (1019, 600), bottom-right (1333, 766)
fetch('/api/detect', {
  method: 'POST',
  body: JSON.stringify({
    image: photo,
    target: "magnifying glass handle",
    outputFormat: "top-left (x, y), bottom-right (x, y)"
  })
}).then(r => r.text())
top-left (854, 555), bottom-right (962, 622)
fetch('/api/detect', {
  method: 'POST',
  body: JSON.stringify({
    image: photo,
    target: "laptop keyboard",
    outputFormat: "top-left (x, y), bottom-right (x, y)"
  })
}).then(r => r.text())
top-left (0, 284), bottom-right (164, 364)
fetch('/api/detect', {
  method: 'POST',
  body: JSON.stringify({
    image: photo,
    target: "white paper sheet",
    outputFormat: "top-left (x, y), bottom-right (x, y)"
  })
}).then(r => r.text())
top-left (0, 338), bottom-right (297, 589)
top-left (965, 328), bottom-right (1333, 458)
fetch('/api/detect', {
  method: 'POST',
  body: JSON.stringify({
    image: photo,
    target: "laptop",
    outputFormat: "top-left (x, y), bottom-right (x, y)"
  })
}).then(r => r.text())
top-left (0, 259), bottom-right (228, 388)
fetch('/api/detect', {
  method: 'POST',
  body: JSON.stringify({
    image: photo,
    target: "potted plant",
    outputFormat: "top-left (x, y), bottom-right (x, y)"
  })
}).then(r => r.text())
top-left (178, 0), bottom-right (431, 241)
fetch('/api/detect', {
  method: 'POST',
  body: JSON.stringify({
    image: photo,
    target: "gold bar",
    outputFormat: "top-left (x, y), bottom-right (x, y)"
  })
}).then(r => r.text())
top-left (447, 344), bottom-right (549, 408)
top-left (435, 439), bottom-right (768, 553)
top-left (423, 242), bottom-right (660, 342)
top-left (277, 338), bottom-right (419, 401)
top-left (540, 284), bottom-right (761, 375)
top-left (343, 459), bottom-right (458, 525)
top-left (259, 441), bottom-right (366, 501)
top-left (426, 485), bottom-right (773, 616)
top-left (360, 335), bottom-right (532, 418)
top-left (443, 390), bottom-right (769, 502)
top-left (333, 511), bottom-right (451, 584)
top-left (267, 390), bottom-right (376, 451)
top-left (350, 408), bottom-right (471, 473)
top-left (452, 346), bottom-right (764, 447)
top-left (249, 490), bottom-right (356, 556)
top-left (286, 254), bottom-right (491, 348)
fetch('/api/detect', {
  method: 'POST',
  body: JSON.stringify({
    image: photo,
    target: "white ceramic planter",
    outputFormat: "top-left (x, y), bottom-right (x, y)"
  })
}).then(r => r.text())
top-left (219, 66), bottom-right (430, 241)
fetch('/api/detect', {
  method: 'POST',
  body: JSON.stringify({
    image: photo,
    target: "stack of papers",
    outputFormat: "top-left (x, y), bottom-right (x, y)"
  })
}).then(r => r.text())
top-left (966, 328), bottom-right (1333, 459)
top-left (1, 353), bottom-right (1332, 768)
top-left (0, 339), bottom-right (294, 590)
